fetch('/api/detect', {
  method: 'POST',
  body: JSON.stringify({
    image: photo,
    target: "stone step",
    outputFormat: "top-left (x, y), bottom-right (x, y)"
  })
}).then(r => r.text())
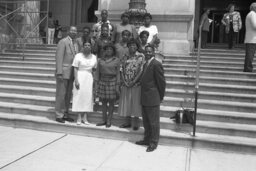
top-left (167, 55), bottom-right (245, 61)
top-left (163, 63), bottom-right (244, 72)
top-left (163, 59), bottom-right (255, 68)
top-left (195, 48), bottom-right (244, 53)
top-left (167, 81), bottom-right (256, 94)
top-left (6, 49), bottom-right (56, 54)
top-left (0, 85), bottom-right (55, 97)
top-left (0, 56), bottom-right (55, 62)
top-left (0, 60), bottom-right (55, 68)
top-left (0, 65), bottom-right (55, 74)
top-left (24, 44), bottom-right (57, 48)
top-left (0, 71), bottom-right (55, 81)
top-left (165, 74), bottom-right (256, 86)
top-left (164, 68), bottom-right (256, 79)
top-left (163, 97), bottom-right (256, 113)
top-left (1, 112), bottom-right (256, 153)
top-left (0, 77), bottom-right (55, 88)
top-left (0, 52), bottom-right (55, 57)
top-left (165, 89), bottom-right (256, 103)
top-left (0, 101), bottom-right (53, 117)
top-left (192, 51), bottom-right (245, 57)
top-left (162, 118), bottom-right (256, 138)
top-left (0, 93), bottom-right (55, 107)
top-left (196, 109), bottom-right (256, 125)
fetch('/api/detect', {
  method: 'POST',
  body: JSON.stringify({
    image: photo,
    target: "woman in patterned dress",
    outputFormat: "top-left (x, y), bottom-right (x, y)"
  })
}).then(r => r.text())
top-left (118, 38), bottom-right (145, 130)
top-left (95, 43), bottom-right (120, 128)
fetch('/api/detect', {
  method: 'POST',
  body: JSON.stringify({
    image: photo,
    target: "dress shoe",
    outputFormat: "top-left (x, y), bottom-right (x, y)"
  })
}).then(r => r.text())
top-left (119, 123), bottom-right (131, 128)
top-left (135, 140), bottom-right (149, 146)
top-left (63, 117), bottom-right (74, 122)
top-left (56, 118), bottom-right (65, 123)
top-left (133, 126), bottom-right (139, 131)
top-left (82, 120), bottom-right (90, 125)
top-left (96, 122), bottom-right (106, 126)
top-left (106, 123), bottom-right (111, 128)
top-left (146, 145), bottom-right (157, 152)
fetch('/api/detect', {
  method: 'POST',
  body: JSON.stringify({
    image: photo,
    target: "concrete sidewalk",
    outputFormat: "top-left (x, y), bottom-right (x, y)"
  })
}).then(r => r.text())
top-left (0, 126), bottom-right (256, 171)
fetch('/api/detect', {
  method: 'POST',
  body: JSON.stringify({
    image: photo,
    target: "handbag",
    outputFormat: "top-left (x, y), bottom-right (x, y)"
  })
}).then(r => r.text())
top-left (170, 108), bottom-right (195, 125)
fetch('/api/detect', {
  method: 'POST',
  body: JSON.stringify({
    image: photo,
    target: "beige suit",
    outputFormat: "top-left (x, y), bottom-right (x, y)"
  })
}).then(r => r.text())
top-left (55, 36), bottom-right (78, 118)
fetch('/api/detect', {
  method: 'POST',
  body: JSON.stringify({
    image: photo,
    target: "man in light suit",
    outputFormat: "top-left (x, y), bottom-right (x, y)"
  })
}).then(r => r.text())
top-left (136, 44), bottom-right (166, 152)
top-left (55, 26), bottom-right (78, 123)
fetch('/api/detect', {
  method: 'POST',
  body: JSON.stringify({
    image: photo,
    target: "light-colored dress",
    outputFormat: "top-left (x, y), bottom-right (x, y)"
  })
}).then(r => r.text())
top-left (138, 25), bottom-right (158, 44)
top-left (72, 53), bottom-right (97, 112)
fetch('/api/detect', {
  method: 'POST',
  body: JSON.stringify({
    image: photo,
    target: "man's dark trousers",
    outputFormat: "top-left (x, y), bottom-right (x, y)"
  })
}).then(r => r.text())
top-left (142, 105), bottom-right (160, 146)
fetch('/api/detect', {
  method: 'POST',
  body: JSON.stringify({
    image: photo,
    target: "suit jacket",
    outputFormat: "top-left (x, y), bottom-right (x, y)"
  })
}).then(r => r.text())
top-left (55, 36), bottom-right (77, 79)
top-left (140, 58), bottom-right (166, 106)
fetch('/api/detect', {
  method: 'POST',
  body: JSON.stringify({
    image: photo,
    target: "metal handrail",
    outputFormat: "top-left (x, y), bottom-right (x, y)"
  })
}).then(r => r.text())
top-left (192, 24), bottom-right (202, 136)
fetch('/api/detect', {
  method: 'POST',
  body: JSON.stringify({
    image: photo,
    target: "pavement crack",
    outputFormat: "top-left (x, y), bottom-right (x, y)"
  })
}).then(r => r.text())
top-left (95, 141), bottom-right (125, 170)
top-left (0, 133), bottom-right (67, 170)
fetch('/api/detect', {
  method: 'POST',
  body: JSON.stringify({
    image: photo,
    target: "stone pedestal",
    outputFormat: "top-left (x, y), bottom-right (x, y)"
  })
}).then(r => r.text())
top-left (96, 0), bottom-right (195, 55)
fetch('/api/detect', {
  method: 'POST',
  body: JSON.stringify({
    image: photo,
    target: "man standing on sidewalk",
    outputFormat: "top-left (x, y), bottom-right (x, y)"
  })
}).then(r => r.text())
top-left (55, 26), bottom-right (78, 123)
top-left (136, 44), bottom-right (166, 152)
top-left (244, 2), bottom-right (256, 72)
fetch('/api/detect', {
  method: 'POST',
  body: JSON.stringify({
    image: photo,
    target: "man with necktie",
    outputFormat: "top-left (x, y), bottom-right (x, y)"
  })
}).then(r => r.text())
top-left (136, 44), bottom-right (166, 152)
top-left (55, 26), bottom-right (78, 123)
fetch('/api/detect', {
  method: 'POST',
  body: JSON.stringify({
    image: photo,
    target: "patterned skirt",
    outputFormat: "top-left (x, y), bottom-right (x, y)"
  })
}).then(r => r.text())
top-left (97, 75), bottom-right (118, 100)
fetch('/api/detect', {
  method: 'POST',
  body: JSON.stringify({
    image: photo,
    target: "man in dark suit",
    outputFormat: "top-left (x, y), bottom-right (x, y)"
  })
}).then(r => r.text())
top-left (55, 26), bottom-right (78, 123)
top-left (136, 44), bottom-right (166, 152)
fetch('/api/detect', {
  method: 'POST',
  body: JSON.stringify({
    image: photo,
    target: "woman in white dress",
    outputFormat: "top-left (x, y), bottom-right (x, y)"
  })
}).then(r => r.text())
top-left (72, 40), bottom-right (97, 125)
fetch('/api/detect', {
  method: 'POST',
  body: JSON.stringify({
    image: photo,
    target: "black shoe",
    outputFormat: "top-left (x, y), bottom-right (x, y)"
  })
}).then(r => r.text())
top-left (133, 126), bottom-right (139, 131)
top-left (56, 118), bottom-right (65, 123)
top-left (146, 144), bottom-right (157, 152)
top-left (96, 122), bottom-right (106, 126)
top-left (119, 123), bottom-right (131, 128)
top-left (63, 117), bottom-right (74, 122)
top-left (135, 140), bottom-right (149, 146)
top-left (106, 123), bottom-right (111, 128)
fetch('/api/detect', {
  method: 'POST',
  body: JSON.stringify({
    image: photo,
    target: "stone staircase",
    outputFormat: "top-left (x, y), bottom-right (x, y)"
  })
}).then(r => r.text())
top-left (0, 44), bottom-right (256, 154)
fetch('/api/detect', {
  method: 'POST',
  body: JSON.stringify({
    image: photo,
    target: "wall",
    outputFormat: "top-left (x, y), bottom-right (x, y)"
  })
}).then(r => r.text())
top-left (49, 0), bottom-right (72, 27)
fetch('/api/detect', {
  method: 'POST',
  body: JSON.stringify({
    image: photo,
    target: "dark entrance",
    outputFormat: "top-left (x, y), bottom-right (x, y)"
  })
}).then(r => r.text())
top-left (196, 0), bottom-right (255, 45)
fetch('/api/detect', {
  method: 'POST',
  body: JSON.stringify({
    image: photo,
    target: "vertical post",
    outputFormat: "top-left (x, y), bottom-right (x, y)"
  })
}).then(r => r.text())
top-left (46, 0), bottom-right (49, 45)
top-left (193, 25), bottom-right (202, 136)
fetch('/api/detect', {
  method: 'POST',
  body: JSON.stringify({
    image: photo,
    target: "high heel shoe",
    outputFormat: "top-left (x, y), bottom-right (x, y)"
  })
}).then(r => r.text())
top-left (77, 114), bottom-right (82, 125)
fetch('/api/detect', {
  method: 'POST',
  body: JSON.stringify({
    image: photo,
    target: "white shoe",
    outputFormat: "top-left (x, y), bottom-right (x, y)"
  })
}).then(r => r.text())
top-left (82, 114), bottom-right (90, 125)
top-left (77, 114), bottom-right (82, 125)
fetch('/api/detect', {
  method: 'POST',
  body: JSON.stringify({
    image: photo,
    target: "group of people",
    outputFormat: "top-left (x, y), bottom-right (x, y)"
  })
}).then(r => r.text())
top-left (199, 3), bottom-right (256, 72)
top-left (55, 10), bottom-right (166, 152)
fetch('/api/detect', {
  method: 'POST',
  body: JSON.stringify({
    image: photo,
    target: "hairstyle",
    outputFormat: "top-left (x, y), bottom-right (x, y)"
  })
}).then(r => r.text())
top-left (227, 3), bottom-right (235, 11)
top-left (121, 12), bottom-right (130, 19)
top-left (83, 38), bottom-right (92, 46)
top-left (145, 44), bottom-right (155, 53)
top-left (69, 26), bottom-right (77, 32)
top-left (101, 9), bottom-right (108, 15)
top-left (127, 38), bottom-right (140, 48)
top-left (139, 30), bottom-right (149, 38)
top-left (83, 26), bottom-right (91, 32)
top-left (250, 2), bottom-right (256, 12)
top-left (103, 43), bottom-right (116, 56)
top-left (121, 30), bottom-right (131, 37)
top-left (144, 13), bottom-right (152, 20)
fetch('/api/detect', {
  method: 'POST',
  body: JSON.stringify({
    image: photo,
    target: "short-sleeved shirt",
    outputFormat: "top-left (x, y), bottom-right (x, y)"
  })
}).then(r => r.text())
top-left (138, 25), bottom-right (158, 43)
top-left (98, 57), bottom-right (120, 76)
top-left (72, 53), bottom-right (97, 72)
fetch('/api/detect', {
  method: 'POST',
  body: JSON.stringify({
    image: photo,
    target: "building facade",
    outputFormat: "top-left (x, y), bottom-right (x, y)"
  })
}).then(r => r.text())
top-left (1, 0), bottom-right (255, 54)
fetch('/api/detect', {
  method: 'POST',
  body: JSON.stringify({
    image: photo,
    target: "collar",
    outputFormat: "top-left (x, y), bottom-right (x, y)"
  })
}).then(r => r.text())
top-left (147, 57), bottom-right (154, 65)
top-left (67, 36), bottom-right (73, 42)
top-left (98, 20), bottom-right (111, 25)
